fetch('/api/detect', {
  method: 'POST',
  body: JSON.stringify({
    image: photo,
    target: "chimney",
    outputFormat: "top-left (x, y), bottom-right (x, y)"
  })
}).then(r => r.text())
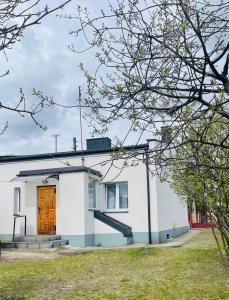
top-left (86, 137), bottom-right (112, 151)
top-left (161, 126), bottom-right (172, 144)
top-left (72, 137), bottom-right (77, 151)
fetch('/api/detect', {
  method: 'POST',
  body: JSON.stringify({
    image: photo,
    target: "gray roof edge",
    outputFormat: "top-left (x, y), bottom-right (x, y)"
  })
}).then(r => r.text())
top-left (0, 143), bottom-right (148, 163)
top-left (17, 166), bottom-right (102, 178)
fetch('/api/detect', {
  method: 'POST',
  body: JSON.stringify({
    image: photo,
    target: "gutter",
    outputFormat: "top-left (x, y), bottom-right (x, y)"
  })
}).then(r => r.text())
top-left (145, 150), bottom-right (152, 244)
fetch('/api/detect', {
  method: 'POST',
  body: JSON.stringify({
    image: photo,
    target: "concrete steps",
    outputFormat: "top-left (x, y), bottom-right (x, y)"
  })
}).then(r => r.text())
top-left (1, 235), bottom-right (69, 249)
top-left (13, 235), bottom-right (62, 242)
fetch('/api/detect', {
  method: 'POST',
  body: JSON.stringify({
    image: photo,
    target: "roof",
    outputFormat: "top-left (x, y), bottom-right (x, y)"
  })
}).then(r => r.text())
top-left (17, 166), bottom-right (102, 178)
top-left (0, 143), bottom-right (148, 163)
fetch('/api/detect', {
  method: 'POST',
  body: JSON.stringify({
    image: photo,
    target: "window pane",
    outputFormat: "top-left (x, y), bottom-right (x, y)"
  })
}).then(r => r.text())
top-left (106, 185), bottom-right (116, 209)
top-left (119, 182), bottom-right (128, 209)
top-left (14, 188), bottom-right (21, 215)
top-left (88, 178), bottom-right (96, 208)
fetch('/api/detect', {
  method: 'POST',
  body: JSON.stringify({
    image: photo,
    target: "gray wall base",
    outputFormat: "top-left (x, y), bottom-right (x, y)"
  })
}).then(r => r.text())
top-left (63, 233), bottom-right (132, 247)
top-left (133, 232), bottom-right (160, 244)
top-left (95, 233), bottom-right (132, 247)
top-left (158, 226), bottom-right (189, 243)
top-left (1, 226), bottom-right (189, 247)
top-left (63, 226), bottom-right (189, 247)
top-left (132, 226), bottom-right (189, 244)
top-left (0, 234), bottom-right (13, 241)
top-left (62, 234), bottom-right (94, 247)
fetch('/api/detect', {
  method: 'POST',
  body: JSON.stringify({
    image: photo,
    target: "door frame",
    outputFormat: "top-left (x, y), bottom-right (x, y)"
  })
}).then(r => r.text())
top-left (37, 185), bottom-right (56, 235)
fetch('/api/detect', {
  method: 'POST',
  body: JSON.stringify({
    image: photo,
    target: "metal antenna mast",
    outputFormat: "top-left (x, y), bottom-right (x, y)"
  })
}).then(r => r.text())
top-left (72, 137), bottom-right (77, 151)
top-left (52, 134), bottom-right (60, 153)
top-left (79, 86), bottom-right (85, 165)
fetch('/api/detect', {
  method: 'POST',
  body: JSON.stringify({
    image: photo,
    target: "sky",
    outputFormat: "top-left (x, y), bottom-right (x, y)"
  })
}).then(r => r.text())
top-left (0, 0), bottom-right (139, 155)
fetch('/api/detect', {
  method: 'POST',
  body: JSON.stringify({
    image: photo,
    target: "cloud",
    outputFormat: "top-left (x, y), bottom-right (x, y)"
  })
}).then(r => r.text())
top-left (0, 0), bottom-right (143, 156)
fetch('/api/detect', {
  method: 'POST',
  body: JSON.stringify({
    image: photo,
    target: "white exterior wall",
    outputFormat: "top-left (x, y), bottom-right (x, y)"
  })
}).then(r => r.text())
top-left (0, 183), bottom-right (16, 236)
top-left (156, 177), bottom-right (189, 232)
top-left (149, 173), bottom-right (159, 233)
top-left (0, 145), bottom-right (189, 244)
top-left (58, 173), bottom-right (86, 236)
top-left (147, 139), bottom-right (189, 240)
top-left (0, 153), bottom-right (151, 238)
top-left (99, 161), bottom-right (148, 234)
top-left (83, 173), bottom-right (96, 237)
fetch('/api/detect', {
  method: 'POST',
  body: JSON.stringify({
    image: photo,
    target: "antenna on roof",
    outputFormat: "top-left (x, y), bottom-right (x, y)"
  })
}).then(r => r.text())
top-left (79, 86), bottom-right (85, 166)
top-left (72, 137), bottom-right (77, 151)
top-left (52, 133), bottom-right (60, 153)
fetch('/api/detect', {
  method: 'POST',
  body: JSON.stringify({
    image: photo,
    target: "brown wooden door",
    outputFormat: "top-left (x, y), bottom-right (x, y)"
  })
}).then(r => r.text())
top-left (38, 186), bottom-right (56, 235)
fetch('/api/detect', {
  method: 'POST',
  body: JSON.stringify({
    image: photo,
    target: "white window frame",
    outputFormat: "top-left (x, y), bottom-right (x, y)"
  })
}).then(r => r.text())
top-left (88, 177), bottom-right (97, 210)
top-left (105, 182), bottom-right (128, 211)
top-left (14, 187), bottom-right (21, 215)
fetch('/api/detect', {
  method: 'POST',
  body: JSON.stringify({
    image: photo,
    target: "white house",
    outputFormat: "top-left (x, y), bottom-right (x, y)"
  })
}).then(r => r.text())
top-left (0, 137), bottom-right (189, 247)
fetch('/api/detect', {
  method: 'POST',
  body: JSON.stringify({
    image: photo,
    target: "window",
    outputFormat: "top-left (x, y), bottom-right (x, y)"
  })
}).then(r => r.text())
top-left (14, 187), bottom-right (21, 215)
top-left (88, 178), bottom-right (96, 209)
top-left (106, 182), bottom-right (128, 210)
top-left (106, 184), bottom-right (116, 209)
top-left (119, 182), bottom-right (128, 209)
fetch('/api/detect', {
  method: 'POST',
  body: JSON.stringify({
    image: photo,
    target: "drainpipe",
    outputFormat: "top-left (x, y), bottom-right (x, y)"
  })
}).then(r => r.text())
top-left (145, 150), bottom-right (152, 244)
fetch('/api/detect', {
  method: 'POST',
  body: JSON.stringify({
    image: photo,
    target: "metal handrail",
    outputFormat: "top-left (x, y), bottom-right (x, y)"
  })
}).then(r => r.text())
top-left (12, 214), bottom-right (27, 242)
top-left (94, 210), bottom-right (132, 237)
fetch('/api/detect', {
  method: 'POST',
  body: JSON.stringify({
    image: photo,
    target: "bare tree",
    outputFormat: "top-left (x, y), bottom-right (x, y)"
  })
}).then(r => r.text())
top-left (0, 0), bottom-right (72, 131)
top-left (67, 0), bottom-right (229, 167)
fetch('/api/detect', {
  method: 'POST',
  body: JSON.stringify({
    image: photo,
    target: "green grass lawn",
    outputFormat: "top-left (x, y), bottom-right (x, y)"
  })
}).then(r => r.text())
top-left (0, 230), bottom-right (228, 300)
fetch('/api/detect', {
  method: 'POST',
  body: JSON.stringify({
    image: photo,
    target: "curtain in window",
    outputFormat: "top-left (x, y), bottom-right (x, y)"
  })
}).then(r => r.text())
top-left (88, 178), bottom-right (96, 208)
top-left (119, 182), bottom-right (128, 208)
top-left (14, 188), bottom-right (21, 215)
top-left (107, 185), bottom-right (116, 209)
